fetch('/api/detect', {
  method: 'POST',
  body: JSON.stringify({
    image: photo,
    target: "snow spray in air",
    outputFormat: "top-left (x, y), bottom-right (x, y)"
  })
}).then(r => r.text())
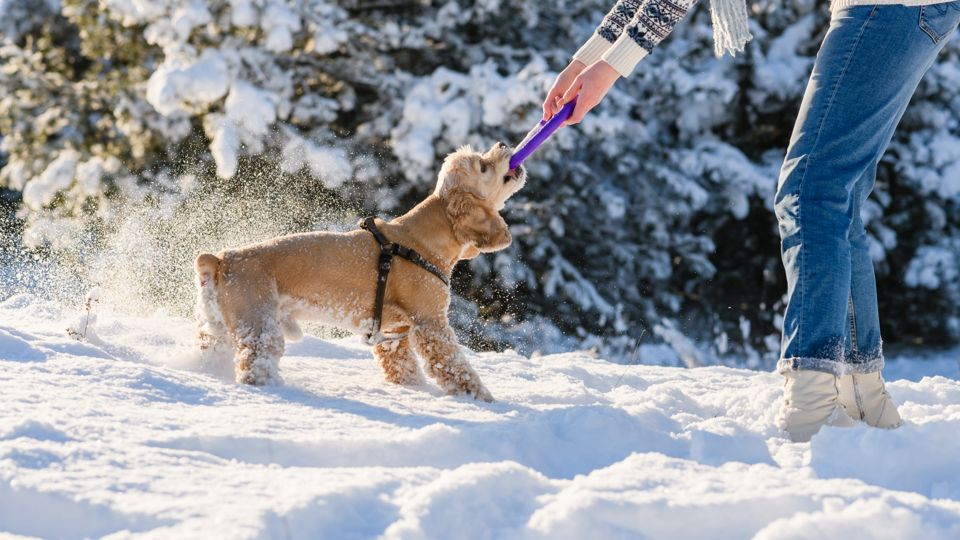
top-left (2, 159), bottom-right (359, 318)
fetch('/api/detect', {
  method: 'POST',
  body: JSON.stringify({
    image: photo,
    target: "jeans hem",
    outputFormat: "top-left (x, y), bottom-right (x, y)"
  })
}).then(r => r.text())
top-left (777, 355), bottom-right (884, 376)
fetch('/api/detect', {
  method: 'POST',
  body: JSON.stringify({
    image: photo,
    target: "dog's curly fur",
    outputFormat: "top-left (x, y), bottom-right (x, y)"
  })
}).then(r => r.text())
top-left (194, 143), bottom-right (525, 401)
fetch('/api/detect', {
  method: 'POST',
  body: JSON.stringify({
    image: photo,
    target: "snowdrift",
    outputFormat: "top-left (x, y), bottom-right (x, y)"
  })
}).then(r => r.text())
top-left (1, 294), bottom-right (958, 539)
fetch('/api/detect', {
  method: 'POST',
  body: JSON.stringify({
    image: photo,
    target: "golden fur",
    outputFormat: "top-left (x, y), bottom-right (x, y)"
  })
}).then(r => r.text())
top-left (193, 142), bottom-right (526, 401)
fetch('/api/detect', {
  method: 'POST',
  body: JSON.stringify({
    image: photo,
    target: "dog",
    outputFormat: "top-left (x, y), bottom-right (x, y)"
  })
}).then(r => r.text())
top-left (193, 142), bottom-right (525, 401)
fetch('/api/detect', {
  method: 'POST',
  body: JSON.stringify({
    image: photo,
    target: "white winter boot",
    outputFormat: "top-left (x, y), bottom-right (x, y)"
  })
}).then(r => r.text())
top-left (837, 372), bottom-right (902, 429)
top-left (777, 370), bottom-right (856, 442)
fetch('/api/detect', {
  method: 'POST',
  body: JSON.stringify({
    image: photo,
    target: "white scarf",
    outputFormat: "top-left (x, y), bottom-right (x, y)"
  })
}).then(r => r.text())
top-left (710, 0), bottom-right (753, 57)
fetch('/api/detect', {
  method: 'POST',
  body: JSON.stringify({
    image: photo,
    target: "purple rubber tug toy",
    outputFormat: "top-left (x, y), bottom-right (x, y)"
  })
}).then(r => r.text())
top-left (509, 97), bottom-right (578, 173)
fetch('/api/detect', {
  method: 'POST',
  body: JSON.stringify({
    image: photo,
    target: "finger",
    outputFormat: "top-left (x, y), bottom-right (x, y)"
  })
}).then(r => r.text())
top-left (565, 106), bottom-right (586, 125)
top-left (565, 96), bottom-right (594, 126)
top-left (546, 95), bottom-right (560, 119)
top-left (560, 76), bottom-right (583, 106)
top-left (542, 72), bottom-right (571, 120)
top-left (541, 90), bottom-right (557, 121)
top-left (543, 88), bottom-right (566, 120)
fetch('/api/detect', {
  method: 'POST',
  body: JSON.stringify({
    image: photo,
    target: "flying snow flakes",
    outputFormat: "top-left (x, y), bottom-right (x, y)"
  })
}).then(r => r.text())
top-left (281, 136), bottom-right (353, 189)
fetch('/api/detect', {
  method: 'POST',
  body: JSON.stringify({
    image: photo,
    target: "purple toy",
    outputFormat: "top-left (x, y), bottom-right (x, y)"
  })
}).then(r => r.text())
top-left (509, 97), bottom-right (578, 171)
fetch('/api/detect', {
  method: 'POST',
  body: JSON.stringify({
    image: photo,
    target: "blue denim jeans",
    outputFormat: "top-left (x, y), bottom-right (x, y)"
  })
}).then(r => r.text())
top-left (775, 2), bottom-right (960, 376)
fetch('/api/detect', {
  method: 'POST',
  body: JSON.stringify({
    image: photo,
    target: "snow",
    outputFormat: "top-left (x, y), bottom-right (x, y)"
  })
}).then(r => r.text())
top-left (197, 77), bottom-right (282, 180)
top-left (752, 13), bottom-right (816, 101)
top-left (225, 81), bottom-right (277, 139)
top-left (912, 132), bottom-right (960, 199)
top-left (99, 0), bottom-right (166, 28)
top-left (208, 118), bottom-right (240, 179)
top-left (312, 25), bottom-right (347, 55)
top-left (6, 0), bottom-right (960, 362)
top-left (390, 62), bottom-right (545, 183)
top-left (74, 157), bottom-right (105, 197)
top-left (1, 293), bottom-right (959, 538)
top-left (202, 79), bottom-right (281, 179)
top-left (282, 135), bottom-right (354, 189)
top-left (146, 49), bottom-right (230, 116)
top-left (169, 0), bottom-right (212, 45)
top-left (905, 244), bottom-right (959, 289)
top-left (261, 3), bottom-right (301, 53)
top-left (228, 0), bottom-right (258, 26)
top-left (21, 149), bottom-right (78, 210)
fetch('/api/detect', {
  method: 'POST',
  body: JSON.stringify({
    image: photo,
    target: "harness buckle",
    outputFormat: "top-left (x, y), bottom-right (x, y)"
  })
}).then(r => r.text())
top-left (378, 250), bottom-right (393, 274)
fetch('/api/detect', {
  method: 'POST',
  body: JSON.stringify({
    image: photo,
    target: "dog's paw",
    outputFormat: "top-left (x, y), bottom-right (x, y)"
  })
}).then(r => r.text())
top-left (236, 371), bottom-right (284, 386)
top-left (474, 385), bottom-right (494, 403)
top-left (461, 377), bottom-right (494, 402)
top-left (443, 379), bottom-right (493, 402)
top-left (235, 360), bottom-right (282, 386)
top-left (384, 370), bottom-right (427, 387)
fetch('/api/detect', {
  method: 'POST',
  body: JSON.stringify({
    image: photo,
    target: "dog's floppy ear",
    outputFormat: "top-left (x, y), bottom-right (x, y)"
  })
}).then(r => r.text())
top-left (445, 188), bottom-right (511, 253)
top-left (435, 145), bottom-right (474, 197)
top-left (460, 245), bottom-right (481, 260)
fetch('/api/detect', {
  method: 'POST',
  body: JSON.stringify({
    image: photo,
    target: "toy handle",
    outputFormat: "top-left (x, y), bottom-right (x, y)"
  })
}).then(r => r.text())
top-left (509, 97), bottom-right (577, 171)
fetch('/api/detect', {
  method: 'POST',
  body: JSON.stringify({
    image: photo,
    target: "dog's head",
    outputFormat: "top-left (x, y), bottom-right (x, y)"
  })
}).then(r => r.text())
top-left (435, 142), bottom-right (526, 258)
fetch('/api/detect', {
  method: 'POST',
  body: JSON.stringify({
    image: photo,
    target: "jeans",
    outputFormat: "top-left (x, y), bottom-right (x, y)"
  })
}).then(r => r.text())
top-left (775, 2), bottom-right (960, 376)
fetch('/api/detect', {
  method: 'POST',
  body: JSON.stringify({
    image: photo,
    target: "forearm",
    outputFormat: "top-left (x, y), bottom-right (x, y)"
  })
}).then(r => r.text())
top-left (573, 1), bottom-right (643, 65)
top-left (574, 0), bottom-right (699, 77)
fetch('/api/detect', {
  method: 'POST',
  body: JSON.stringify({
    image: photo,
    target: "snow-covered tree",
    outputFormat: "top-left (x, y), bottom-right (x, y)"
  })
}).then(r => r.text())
top-left (2, 0), bottom-right (960, 365)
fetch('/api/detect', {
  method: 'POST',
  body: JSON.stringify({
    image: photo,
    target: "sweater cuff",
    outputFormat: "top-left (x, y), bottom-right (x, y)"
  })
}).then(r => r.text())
top-left (572, 33), bottom-right (613, 66)
top-left (601, 35), bottom-right (650, 77)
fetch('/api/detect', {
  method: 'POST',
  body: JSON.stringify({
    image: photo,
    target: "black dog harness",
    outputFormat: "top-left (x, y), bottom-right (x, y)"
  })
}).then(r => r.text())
top-left (359, 217), bottom-right (449, 345)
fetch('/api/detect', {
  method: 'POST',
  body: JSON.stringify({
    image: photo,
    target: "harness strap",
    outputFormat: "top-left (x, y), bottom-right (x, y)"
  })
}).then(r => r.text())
top-left (359, 217), bottom-right (449, 345)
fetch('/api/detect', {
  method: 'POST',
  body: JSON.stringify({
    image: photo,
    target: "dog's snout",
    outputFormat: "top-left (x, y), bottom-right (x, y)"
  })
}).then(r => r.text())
top-left (496, 141), bottom-right (507, 149)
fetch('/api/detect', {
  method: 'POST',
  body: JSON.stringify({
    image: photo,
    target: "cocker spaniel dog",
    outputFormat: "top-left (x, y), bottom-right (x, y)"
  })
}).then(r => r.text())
top-left (194, 142), bottom-right (525, 401)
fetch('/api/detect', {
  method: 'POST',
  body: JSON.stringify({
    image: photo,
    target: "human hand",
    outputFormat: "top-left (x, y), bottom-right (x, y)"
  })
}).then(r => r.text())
top-left (542, 60), bottom-right (587, 121)
top-left (560, 60), bottom-right (620, 126)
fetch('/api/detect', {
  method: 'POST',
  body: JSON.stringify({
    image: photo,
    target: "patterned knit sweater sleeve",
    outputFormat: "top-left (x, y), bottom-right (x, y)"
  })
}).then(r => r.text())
top-left (573, 0), bottom-right (700, 77)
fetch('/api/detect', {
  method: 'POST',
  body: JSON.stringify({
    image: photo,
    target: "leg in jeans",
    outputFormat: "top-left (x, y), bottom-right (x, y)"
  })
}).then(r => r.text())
top-left (775, 3), bottom-right (960, 376)
top-left (841, 158), bottom-right (902, 427)
top-left (845, 156), bottom-right (882, 364)
top-left (775, 3), bottom-right (960, 439)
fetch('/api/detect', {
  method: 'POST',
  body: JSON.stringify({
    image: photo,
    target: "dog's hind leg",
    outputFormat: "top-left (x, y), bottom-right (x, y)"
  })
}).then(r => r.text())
top-left (231, 313), bottom-right (285, 385)
top-left (194, 254), bottom-right (233, 373)
top-left (409, 322), bottom-right (492, 402)
top-left (217, 271), bottom-right (285, 386)
top-left (374, 337), bottom-right (425, 386)
top-left (194, 253), bottom-right (228, 351)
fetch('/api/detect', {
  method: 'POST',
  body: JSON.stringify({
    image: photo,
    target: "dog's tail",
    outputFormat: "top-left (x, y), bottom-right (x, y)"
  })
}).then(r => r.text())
top-left (194, 253), bottom-right (227, 350)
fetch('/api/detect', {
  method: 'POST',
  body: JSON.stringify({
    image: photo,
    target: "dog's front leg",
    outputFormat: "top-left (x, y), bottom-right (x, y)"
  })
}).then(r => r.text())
top-left (410, 323), bottom-right (493, 402)
top-left (374, 337), bottom-right (426, 386)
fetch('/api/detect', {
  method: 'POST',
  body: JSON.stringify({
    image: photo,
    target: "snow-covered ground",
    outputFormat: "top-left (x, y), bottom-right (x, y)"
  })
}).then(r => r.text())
top-left (1, 293), bottom-right (959, 539)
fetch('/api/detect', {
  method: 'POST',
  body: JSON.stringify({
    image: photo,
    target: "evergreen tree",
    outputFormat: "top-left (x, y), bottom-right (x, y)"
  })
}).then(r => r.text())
top-left (2, 0), bottom-right (959, 365)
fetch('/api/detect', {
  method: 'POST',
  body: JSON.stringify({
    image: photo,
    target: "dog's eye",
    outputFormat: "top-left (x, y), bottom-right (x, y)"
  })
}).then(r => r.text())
top-left (480, 163), bottom-right (487, 173)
